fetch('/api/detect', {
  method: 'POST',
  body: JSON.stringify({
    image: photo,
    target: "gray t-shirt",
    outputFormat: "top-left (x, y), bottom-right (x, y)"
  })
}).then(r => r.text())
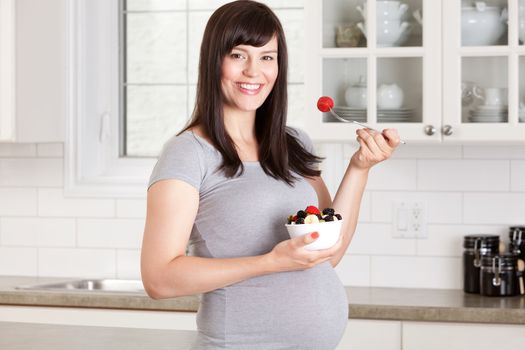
top-left (148, 127), bottom-right (348, 349)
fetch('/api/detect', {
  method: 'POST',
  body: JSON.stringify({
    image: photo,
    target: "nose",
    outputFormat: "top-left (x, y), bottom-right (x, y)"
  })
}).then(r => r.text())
top-left (243, 58), bottom-right (260, 77)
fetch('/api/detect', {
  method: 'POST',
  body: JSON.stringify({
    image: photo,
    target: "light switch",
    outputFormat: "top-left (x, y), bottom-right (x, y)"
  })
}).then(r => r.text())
top-left (397, 207), bottom-right (408, 231)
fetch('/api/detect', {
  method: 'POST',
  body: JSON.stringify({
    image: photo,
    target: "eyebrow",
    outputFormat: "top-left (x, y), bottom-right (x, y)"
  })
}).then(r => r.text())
top-left (232, 47), bottom-right (278, 54)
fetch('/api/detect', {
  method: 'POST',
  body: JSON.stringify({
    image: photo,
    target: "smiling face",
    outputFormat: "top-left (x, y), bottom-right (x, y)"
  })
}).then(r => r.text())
top-left (220, 36), bottom-right (279, 115)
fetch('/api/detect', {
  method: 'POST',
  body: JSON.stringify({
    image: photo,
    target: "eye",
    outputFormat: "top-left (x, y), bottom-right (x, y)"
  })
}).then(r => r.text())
top-left (230, 53), bottom-right (245, 59)
top-left (262, 55), bottom-right (275, 61)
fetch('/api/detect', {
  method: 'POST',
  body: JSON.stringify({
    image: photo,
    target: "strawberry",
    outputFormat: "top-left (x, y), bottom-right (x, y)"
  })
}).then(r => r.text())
top-left (305, 205), bottom-right (321, 215)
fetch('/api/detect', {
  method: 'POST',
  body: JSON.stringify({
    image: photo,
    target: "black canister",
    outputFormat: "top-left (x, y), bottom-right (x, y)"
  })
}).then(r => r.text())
top-left (480, 253), bottom-right (518, 297)
top-left (463, 234), bottom-right (499, 294)
top-left (509, 226), bottom-right (525, 262)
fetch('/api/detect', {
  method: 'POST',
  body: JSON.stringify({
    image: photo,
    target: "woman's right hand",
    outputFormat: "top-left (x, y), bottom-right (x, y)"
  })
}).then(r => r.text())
top-left (265, 232), bottom-right (344, 273)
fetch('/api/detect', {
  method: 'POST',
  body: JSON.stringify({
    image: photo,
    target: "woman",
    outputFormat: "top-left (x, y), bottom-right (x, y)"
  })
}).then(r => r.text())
top-left (141, 1), bottom-right (400, 349)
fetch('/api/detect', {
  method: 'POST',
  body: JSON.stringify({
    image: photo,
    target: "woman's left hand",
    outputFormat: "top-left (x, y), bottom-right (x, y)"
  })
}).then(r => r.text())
top-left (350, 128), bottom-right (400, 170)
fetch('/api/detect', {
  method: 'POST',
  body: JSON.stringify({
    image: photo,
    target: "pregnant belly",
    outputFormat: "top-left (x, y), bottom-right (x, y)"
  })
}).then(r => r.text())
top-left (196, 262), bottom-right (348, 350)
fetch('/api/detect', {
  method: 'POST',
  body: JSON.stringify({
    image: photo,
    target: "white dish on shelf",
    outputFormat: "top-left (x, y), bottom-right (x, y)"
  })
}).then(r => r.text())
top-left (476, 105), bottom-right (508, 111)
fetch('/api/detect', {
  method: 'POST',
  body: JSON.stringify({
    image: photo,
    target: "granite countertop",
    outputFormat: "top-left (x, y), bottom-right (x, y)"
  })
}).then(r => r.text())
top-left (1, 276), bottom-right (524, 325)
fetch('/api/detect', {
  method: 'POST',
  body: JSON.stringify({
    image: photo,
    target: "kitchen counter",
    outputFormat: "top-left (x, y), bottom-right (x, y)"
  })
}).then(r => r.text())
top-left (1, 275), bottom-right (524, 325)
top-left (0, 321), bottom-right (196, 350)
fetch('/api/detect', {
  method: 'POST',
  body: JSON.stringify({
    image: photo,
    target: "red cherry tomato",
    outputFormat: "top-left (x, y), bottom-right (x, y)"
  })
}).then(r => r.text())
top-left (317, 96), bottom-right (334, 113)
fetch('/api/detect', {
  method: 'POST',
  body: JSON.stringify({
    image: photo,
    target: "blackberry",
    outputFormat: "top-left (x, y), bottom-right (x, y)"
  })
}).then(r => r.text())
top-left (316, 214), bottom-right (323, 220)
top-left (295, 217), bottom-right (305, 224)
top-left (335, 214), bottom-right (342, 220)
top-left (324, 215), bottom-right (335, 222)
top-left (322, 208), bottom-right (335, 216)
top-left (296, 210), bottom-right (307, 218)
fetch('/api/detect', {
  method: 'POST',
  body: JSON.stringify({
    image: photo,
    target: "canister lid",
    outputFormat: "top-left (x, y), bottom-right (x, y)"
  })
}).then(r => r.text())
top-left (509, 227), bottom-right (525, 241)
top-left (463, 234), bottom-right (500, 249)
top-left (481, 253), bottom-right (518, 268)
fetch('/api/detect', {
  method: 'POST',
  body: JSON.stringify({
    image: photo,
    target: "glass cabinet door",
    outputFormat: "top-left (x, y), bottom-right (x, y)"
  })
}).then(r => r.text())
top-left (443, 0), bottom-right (525, 142)
top-left (306, 0), bottom-right (441, 142)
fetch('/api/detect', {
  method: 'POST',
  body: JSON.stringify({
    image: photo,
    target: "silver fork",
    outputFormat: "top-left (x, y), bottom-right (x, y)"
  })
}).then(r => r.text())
top-left (328, 108), bottom-right (406, 144)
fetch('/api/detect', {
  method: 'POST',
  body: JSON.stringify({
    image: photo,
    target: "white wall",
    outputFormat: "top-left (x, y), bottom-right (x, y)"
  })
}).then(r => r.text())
top-left (1, 0), bottom-right (524, 289)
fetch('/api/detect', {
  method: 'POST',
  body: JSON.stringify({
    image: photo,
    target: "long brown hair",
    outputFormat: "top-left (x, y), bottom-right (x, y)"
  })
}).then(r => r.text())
top-left (179, 0), bottom-right (323, 186)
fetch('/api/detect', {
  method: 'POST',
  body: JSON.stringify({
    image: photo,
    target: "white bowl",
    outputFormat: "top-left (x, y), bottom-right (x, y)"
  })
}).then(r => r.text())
top-left (285, 220), bottom-right (343, 251)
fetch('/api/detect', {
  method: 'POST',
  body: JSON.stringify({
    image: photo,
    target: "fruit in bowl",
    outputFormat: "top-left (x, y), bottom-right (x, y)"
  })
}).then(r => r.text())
top-left (285, 205), bottom-right (343, 251)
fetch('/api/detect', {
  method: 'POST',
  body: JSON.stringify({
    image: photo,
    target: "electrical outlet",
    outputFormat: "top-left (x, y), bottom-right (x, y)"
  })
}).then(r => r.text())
top-left (392, 201), bottom-right (427, 239)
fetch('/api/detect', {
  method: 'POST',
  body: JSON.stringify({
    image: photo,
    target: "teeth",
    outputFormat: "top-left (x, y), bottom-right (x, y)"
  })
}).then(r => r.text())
top-left (239, 83), bottom-right (261, 90)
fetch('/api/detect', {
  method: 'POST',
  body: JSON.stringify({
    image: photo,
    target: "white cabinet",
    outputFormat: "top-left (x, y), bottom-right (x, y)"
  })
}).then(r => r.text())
top-left (403, 321), bottom-right (525, 350)
top-left (0, 305), bottom-right (197, 330)
top-left (304, 0), bottom-right (525, 143)
top-left (337, 319), bottom-right (401, 350)
top-left (0, 0), bottom-right (64, 143)
top-left (0, 0), bottom-right (15, 142)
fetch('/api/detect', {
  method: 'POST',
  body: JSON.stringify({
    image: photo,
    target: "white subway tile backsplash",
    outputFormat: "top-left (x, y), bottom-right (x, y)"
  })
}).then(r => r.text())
top-left (346, 223), bottom-right (417, 256)
top-left (463, 145), bottom-right (525, 159)
top-left (359, 191), bottom-right (371, 222)
top-left (0, 188), bottom-right (38, 216)
top-left (117, 249), bottom-right (141, 279)
top-left (38, 189), bottom-right (115, 218)
top-left (0, 247), bottom-right (38, 276)
top-left (343, 144), bottom-right (462, 160)
top-left (511, 161), bottom-right (525, 191)
top-left (77, 219), bottom-right (144, 249)
top-left (391, 145), bottom-right (462, 159)
top-left (39, 248), bottom-right (116, 278)
top-left (0, 217), bottom-right (75, 247)
top-left (366, 160), bottom-right (417, 191)
top-left (370, 191), bottom-right (462, 224)
top-left (416, 224), bottom-right (507, 257)
top-left (418, 160), bottom-right (509, 191)
top-left (464, 193), bottom-right (525, 225)
top-left (37, 143), bottom-right (64, 157)
top-left (334, 254), bottom-right (370, 286)
top-left (370, 256), bottom-right (462, 289)
top-left (0, 159), bottom-right (62, 187)
top-left (0, 143), bottom-right (36, 157)
top-left (116, 199), bottom-right (147, 218)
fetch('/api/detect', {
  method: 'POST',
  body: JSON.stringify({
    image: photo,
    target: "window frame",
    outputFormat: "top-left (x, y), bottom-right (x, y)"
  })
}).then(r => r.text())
top-left (65, 0), bottom-right (155, 198)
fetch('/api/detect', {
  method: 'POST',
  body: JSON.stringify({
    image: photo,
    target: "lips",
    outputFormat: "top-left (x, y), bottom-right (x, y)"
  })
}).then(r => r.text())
top-left (236, 82), bottom-right (263, 95)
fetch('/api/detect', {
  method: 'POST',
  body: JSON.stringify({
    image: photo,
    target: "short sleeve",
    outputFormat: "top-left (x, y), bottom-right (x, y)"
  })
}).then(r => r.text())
top-left (147, 134), bottom-right (204, 191)
top-left (289, 127), bottom-right (315, 155)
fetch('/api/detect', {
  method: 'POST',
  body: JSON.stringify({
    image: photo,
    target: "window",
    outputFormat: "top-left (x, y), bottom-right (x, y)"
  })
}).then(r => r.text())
top-left (65, 0), bottom-right (305, 198)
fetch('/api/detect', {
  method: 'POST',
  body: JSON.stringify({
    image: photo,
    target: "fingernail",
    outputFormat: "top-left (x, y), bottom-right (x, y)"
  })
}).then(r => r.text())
top-left (311, 232), bottom-right (319, 239)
